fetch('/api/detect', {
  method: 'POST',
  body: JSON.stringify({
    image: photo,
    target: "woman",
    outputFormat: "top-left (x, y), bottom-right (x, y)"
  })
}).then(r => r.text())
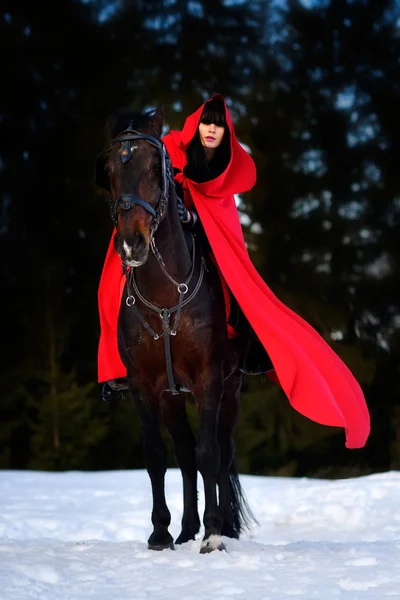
top-left (98, 94), bottom-right (370, 449)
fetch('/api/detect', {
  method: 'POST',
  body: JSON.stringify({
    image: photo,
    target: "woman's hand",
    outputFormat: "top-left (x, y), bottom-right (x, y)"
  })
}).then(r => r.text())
top-left (177, 203), bottom-right (192, 224)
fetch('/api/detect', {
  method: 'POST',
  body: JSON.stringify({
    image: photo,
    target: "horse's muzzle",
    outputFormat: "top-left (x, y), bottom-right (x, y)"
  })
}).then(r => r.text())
top-left (116, 232), bottom-right (149, 267)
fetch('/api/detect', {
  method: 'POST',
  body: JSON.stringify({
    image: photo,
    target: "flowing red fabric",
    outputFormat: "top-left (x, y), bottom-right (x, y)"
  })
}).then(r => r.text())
top-left (97, 94), bottom-right (370, 449)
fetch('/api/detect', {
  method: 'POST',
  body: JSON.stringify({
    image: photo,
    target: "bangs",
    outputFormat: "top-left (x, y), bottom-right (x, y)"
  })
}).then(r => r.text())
top-left (200, 102), bottom-right (226, 128)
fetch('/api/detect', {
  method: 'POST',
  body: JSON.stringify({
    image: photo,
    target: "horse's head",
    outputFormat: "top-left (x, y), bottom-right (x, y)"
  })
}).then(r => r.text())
top-left (96, 105), bottom-right (171, 267)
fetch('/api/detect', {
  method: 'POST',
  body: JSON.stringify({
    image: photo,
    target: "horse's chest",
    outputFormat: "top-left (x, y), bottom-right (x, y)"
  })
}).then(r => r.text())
top-left (125, 310), bottom-right (207, 361)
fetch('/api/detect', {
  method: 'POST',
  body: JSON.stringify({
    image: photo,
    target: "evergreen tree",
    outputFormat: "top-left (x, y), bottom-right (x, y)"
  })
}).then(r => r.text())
top-left (0, 0), bottom-right (149, 468)
top-left (114, 0), bottom-right (264, 121)
top-left (240, 0), bottom-right (399, 473)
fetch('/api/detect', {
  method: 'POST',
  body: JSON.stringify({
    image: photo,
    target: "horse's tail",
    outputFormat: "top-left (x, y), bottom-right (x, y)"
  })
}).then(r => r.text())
top-left (229, 461), bottom-right (258, 535)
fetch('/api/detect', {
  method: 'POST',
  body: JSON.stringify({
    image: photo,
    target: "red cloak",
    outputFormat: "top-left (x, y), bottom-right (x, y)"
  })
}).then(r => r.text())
top-left (98, 95), bottom-right (370, 449)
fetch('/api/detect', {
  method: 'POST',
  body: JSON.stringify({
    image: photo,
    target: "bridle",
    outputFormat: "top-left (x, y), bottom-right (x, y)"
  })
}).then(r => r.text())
top-left (104, 123), bottom-right (175, 238)
top-left (97, 122), bottom-right (206, 395)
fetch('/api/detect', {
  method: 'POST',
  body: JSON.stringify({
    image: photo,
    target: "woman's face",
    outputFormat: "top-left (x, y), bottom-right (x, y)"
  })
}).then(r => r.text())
top-left (198, 121), bottom-right (225, 150)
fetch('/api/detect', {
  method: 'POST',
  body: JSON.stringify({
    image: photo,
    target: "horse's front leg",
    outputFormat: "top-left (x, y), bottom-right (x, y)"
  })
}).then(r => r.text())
top-left (161, 395), bottom-right (200, 545)
top-left (132, 389), bottom-right (174, 551)
top-left (194, 368), bottom-right (224, 553)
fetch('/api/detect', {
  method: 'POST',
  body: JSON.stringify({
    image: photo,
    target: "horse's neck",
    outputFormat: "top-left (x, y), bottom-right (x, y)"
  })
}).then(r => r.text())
top-left (136, 194), bottom-right (192, 292)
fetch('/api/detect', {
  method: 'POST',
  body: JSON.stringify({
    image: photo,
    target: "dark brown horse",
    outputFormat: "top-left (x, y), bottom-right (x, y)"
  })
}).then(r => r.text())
top-left (96, 106), bottom-right (255, 553)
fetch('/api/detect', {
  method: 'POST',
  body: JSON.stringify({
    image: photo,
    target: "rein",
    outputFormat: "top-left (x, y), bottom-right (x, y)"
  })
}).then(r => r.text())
top-left (108, 125), bottom-right (205, 395)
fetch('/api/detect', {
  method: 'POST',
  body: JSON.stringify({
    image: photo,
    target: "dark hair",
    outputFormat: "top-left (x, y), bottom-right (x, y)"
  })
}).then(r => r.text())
top-left (184, 99), bottom-right (231, 183)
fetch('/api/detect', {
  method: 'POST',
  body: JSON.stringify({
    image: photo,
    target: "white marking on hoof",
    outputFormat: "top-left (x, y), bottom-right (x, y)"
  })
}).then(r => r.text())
top-left (200, 535), bottom-right (226, 553)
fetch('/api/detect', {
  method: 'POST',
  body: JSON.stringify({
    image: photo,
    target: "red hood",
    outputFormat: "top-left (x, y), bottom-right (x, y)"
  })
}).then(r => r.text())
top-left (165, 94), bottom-right (256, 199)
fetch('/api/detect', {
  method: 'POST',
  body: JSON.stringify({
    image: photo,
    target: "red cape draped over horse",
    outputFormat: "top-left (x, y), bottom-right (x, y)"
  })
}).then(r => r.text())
top-left (97, 94), bottom-right (370, 449)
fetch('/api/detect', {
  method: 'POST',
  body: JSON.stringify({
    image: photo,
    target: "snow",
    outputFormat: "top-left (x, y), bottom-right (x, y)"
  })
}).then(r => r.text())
top-left (1, 469), bottom-right (400, 599)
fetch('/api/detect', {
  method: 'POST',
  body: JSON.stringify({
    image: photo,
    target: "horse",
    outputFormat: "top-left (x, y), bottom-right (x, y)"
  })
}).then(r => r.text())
top-left (95, 106), bottom-right (255, 553)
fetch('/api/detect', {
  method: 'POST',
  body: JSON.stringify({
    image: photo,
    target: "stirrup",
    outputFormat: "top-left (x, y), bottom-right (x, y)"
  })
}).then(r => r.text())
top-left (101, 378), bottom-right (129, 403)
top-left (107, 377), bottom-right (129, 391)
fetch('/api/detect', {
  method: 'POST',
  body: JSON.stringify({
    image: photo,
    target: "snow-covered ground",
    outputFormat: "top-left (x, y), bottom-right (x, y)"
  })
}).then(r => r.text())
top-left (0, 468), bottom-right (399, 599)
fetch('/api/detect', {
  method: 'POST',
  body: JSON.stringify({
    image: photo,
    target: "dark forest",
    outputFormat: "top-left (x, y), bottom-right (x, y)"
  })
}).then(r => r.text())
top-left (1, 0), bottom-right (399, 477)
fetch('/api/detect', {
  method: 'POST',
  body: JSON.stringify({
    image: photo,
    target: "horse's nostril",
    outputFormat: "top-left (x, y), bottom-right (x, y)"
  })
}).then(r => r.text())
top-left (133, 232), bottom-right (145, 250)
top-left (121, 232), bottom-right (147, 257)
top-left (120, 233), bottom-right (148, 266)
top-left (121, 232), bottom-right (143, 251)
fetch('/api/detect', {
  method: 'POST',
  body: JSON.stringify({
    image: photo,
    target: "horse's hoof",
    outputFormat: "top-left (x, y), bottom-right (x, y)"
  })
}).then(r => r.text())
top-left (148, 532), bottom-right (174, 551)
top-left (199, 535), bottom-right (226, 554)
top-left (148, 541), bottom-right (175, 551)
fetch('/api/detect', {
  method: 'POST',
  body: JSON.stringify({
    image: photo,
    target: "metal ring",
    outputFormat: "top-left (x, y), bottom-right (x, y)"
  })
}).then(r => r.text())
top-left (126, 296), bottom-right (136, 306)
top-left (177, 283), bottom-right (188, 294)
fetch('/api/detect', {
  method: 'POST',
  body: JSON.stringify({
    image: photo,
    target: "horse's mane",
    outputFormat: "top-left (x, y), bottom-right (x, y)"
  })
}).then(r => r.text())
top-left (108, 109), bottom-right (156, 139)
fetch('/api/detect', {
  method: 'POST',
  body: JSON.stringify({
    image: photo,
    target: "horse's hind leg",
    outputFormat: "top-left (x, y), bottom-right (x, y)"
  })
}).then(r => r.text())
top-left (194, 368), bottom-right (224, 553)
top-left (161, 394), bottom-right (200, 545)
top-left (218, 370), bottom-right (247, 540)
top-left (132, 392), bottom-right (174, 551)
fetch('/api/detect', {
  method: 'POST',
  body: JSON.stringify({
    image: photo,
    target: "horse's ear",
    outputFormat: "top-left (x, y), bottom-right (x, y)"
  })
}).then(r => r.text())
top-left (149, 104), bottom-right (165, 137)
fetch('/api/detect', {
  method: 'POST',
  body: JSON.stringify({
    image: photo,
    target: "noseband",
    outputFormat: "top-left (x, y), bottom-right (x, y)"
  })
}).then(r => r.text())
top-left (107, 126), bottom-right (175, 236)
